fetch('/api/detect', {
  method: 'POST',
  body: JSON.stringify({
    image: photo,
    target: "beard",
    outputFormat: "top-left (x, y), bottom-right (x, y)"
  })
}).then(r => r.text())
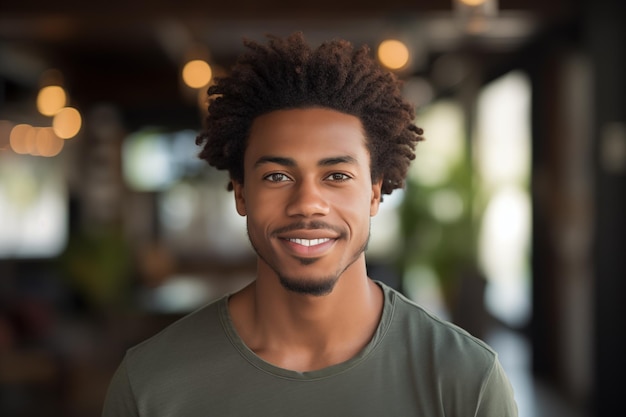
top-left (247, 221), bottom-right (370, 297)
top-left (278, 273), bottom-right (338, 296)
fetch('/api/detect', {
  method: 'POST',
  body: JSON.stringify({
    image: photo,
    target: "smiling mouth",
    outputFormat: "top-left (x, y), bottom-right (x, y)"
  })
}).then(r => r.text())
top-left (287, 238), bottom-right (332, 247)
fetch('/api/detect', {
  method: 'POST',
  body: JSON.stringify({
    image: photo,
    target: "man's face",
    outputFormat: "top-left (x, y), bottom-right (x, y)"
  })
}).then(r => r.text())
top-left (233, 107), bottom-right (382, 296)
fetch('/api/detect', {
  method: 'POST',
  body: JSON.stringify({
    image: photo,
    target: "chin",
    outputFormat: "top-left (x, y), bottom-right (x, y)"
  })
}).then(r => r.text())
top-left (278, 275), bottom-right (339, 297)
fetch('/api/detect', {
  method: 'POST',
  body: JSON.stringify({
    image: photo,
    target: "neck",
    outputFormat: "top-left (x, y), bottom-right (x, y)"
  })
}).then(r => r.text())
top-left (228, 256), bottom-right (383, 371)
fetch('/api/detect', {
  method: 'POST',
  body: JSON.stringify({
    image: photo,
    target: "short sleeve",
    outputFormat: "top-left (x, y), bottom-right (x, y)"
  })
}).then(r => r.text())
top-left (102, 357), bottom-right (140, 417)
top-left (475, 357), bottom-right (518, 417)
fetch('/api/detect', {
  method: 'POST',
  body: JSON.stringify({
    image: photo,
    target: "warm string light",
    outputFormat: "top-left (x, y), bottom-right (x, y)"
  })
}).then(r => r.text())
top-left (2, 70), bottom-right (83, 157)
top-left (182, 59), bottom-right (213, 89)
top-left (180, 51), bottom-right (215, 115)
top-left (458, 0), bottom-right (487, 5)
top-left (8, 124), bottom-right (64, 157)
top-left (37, 85), bottom-right (67, 116)
top-left (52, 107), bottom-right (82, 139)
top-left (377, 39), bottom-right (410, 70)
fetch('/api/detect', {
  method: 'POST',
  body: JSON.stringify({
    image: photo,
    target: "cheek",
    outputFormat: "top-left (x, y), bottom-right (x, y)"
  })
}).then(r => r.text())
top-left (333, 191), bottom-right (373, 223)
top-left (244, 191), bottom-right (283, 228)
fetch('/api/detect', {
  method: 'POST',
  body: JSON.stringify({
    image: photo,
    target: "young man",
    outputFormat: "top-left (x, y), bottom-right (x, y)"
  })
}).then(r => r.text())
top-left (103, 33), bottom-right (518, 416)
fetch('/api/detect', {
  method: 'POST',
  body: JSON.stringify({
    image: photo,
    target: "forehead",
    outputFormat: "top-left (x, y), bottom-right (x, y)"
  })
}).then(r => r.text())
top-left (245, 107), bottom-right (369, 161)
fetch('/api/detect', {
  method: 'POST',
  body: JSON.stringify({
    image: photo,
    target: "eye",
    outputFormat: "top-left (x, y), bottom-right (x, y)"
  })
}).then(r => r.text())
top-left (325, 172), bottom-right (351, 182)
top-left (264, 172), bottom-right (291, 182)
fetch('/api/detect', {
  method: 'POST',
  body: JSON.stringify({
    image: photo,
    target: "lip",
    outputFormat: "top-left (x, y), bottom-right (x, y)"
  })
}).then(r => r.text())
top-left (279, 236), bottom-right (337, 257)
top-left (275, 226), bottom-right (341, 242)
top-left (273, 221), bottom-right (344, 257)
top-left (278, 230), bottom-right (339, 239)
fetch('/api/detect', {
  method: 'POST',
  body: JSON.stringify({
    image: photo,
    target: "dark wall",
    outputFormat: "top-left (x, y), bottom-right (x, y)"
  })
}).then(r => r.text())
top-left (585, 0), bottom-right (626, 416)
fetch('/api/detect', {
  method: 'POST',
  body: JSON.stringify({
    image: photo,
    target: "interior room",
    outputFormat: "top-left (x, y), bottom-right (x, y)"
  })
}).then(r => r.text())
top-left (1, 1), bottom-right (624, 416)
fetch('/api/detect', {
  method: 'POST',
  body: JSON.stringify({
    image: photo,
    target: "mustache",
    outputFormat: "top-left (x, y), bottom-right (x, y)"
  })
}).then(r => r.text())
top-left (272, 221), bottom-right (346, 237)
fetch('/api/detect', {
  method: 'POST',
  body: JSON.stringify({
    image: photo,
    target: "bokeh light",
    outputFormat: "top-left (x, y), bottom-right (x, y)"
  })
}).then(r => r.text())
top-left (377, 39), bottom-right (410, 70)
top-left (458, 0), bottom-right (487, 6)
top-left (10, 124), bottom-right (33, 154)
top-left (52, 107), bottom-right (82, 139)
top-left (36, 127), bottom-right (64, 157)
top-left (182, 59), bottom-right (212, 88)
top-left (37, 85), bottom-right (67, 116)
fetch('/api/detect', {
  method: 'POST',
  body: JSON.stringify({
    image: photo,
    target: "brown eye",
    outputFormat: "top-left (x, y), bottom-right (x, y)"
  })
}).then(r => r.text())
top-left (265, 173), bottom-right (290, 182)
top-left (326, 173), bottom-right (350, 181)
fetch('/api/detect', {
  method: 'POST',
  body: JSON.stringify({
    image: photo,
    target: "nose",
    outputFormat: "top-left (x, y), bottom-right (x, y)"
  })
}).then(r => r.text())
top-left (285, 179), bottom-right (330, 218)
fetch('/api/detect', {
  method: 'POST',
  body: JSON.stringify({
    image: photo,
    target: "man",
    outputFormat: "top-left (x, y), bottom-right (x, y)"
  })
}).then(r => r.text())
top-left (103, 33), bottom-right (518, 416)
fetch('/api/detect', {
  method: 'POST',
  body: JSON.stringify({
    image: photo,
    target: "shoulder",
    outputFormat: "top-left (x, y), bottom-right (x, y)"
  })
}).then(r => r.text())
top-left (379, 284), bottom-right (517, 414)
top-left (105, 296), bottom-right (242, 415)
top-left (123, 296), bottom-right (229, 380)
top-left (381, 283), bottom-right (499, 370)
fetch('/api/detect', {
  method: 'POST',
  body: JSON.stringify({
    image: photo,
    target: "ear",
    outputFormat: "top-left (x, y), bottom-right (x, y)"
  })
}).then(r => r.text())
top-left (232, 180), bottom-right (247, 216)
top-left (370, 179), bottom-right (383, 216)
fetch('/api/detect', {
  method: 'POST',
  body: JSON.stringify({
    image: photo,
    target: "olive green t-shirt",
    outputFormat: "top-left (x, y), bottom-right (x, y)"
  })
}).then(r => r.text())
top-left (102, 282), bottom-right (517, 416)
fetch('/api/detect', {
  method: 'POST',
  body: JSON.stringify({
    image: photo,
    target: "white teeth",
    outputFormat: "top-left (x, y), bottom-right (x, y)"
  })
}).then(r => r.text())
top-left (289, 238), bottom-right (331, 247)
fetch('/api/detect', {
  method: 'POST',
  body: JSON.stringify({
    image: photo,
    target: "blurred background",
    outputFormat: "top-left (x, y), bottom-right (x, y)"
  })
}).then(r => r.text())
top-left (0, 0), bottom-right (624, 416)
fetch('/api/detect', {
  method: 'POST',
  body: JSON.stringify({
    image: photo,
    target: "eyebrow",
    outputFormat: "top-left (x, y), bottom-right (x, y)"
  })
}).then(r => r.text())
top-left (254, 155), bottom-right (357, 168)
top-left (318, 156), bottom-right (357, 166)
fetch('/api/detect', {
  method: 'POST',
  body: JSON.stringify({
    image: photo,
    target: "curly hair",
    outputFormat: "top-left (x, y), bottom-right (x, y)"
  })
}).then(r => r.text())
top-left (196, 32), bottom-right (423, 196)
